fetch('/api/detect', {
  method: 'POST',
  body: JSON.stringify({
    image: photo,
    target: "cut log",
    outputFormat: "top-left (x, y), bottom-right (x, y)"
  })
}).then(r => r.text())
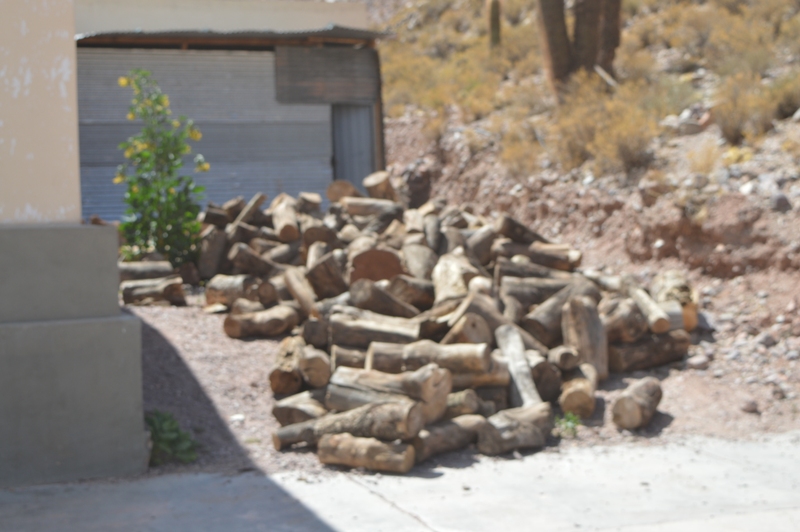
top-left (121, 277), bottom-right (186, 306)
top-left (659, 300), bottom-right (686, 332)
top-left (297, 191), bottom-right (323, 214)
top-left (222, 196), bottom-right (246, 220)
top-left (306, 241), bottom-right (329, 270)
top-left (316, 292), bottom-right (352, 318)
top-left (443, 389), bottom-right (481, 419)
top-left (475, 385), bottom-right (508, 412)
top-left (501, 295), bottom-right (524, 324)
top-left (623, 276), bottom-right (671, 334)
top-left (402, 243), bottom-right (439, 280)
top-left (273, 390), bottom-right (327, 427)
top-left (562, 295), bottom-right (609, 381)
top-left (331, 345), bottom-right (367, 370)
top-left (118, 261), bottom-right (174, 282)
top-left (559, 363), bottom-right (598, 419)
top-left (273, 401), bottom-right (424, 451)
top-left (366, 340), bottom-right (492, 374)
top-left (494, 214), bottom-right (548, 245)
top-left (608, 330), bottom-right (691, 372)
top-left (423, 213), bottom-right (441, 251)
top-left (265, 241), bottom-right (301, 265)
top-left (496, 325), bottom-right (543, 408)
top-left (387, 275), bottom-right (435, 311)
top-left (611, 377), bottom-right (663, 430)
top-left (225, 221), bottom-right (259, 245)
top-left (250, 237), bottom-right (280, 256)
top-left (303, 224), bottom-right (338, 250)
top-left (270, 274), bottom-right (294, 302)
top-left (232, 192), bottom-right (267, 226)
top-left (230, 298), bottom-right (265, 315)
top-left (469, 275), bottom-right (493, 296)
top-left (466, 225), bottom-right (497, 265)
top-left (432, 249), bottom-right (481, 304)
top-left (258, 279), bottom-right (279, 307)
top-left (526, 350), bottom-right (562, 403)
top-left (438, 227), bottom-right (466, 255)
top-left (200, 206), bottom-right (230, 228)
top-left (651, 269), bottom-right (698, 332)
top-left (205, 274), bottom-right (260, 306)
top-left (284, 267), bottom-right (319, 319)
top-left (305, 252), bottom-right (349, 300)
top-left (197, 226), bottom-right (227, 279)
top-left (528, 242), bottom-right (582, 271)
top-left (547, 345), bottom-right (579, 371)
top-left (340, 197), bottom-right (400, 217)
top-left (441, 312), bottom-right (492, 345)
top-left (362, 170), bottom-right (397, 201)
top-left (269, 336), bottom-right (305, 396)
top-left (224, 304), bottom-right (300, 339)
top-left (329, 311), bottom-right (420, 349)
top-left (477, 402), bottom-right (553, 455)
top-left (600, 297), bottom-right (649, 344)
top-left (318, 433), bottom-right (415, 474)
top-left (349, 245), bottom-right (405, 283)
top-left (412, 415), bottom-right (487, 463)
top-left (500, 276), bottom-right (571, 308)
top-left (350, 279), bottom-right (420, 319)
top-left (327, 180), bottom-right (363, 203)
top-left (228, 242), bottom-right (277, 276)
top-left (299, 346), bottom-right (332, 388)
top-left (272, 197), bottom-right (300, 243)
top-left (521, 278), bottom-right (601, 348)
top-left (493, 257), bottom-right (572, 287)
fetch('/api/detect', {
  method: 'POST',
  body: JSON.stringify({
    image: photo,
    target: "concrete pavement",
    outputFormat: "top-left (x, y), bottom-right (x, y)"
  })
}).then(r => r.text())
top-left (2, 432), bottom-right (799, 531)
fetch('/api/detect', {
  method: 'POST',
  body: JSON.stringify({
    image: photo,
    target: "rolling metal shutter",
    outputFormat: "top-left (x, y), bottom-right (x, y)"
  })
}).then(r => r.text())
top-left (77, 48), bottom-right (332, 220)
top-left (332, 104), bottom-right (375, 187)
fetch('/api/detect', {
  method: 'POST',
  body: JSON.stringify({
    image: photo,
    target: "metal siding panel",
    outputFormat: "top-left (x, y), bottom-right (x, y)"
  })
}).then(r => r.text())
top-left (275, 47), bottom-right (379, 104)
top-left (332, 104), bottom-right (375, 187)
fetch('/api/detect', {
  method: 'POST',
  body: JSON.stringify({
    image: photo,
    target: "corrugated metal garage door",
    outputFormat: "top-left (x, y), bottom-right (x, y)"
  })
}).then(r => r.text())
top-left (77, 48), bottom-right (333, 220)
top-left (332, 104), bottom-right (375, 187)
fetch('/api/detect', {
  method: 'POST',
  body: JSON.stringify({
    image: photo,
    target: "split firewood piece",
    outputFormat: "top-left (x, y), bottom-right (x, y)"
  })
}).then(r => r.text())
top-left (431, 248), bottom-right (481, 304)
top-left (526, 350), bottom-right (562, 403)
top-left (265, 241), bottom-right (301, 265)
top-left (350, 279), bottom-right (420, 319)
top-left (225, 221), bottom-right (259, 245)
top-left (222, 196), bottom-right (246, 220)
top-left (501, 295), bottom-right (524, 324)
top-left (299, 345), bottom-right (332, 388)
top-left (305, 252), bottom-right (348, 300)
top-left (257, 226), bottom-right (281, 243)
top-left (118, 260), bottom-right (174, 282)
top-left (608, 330), bottom-right (691, 372)
top-left (493, 257), bottom-right (572, 287)
top-left (200, 206), bottom-right (230, 228)
top-left (402, 243), bottom-right (438, 280)
top-left (443, 389), bottom-right (482, 419)
top-left (612, 377), bottom-right (663, 430)
top-left (330, 345), bottom-right (367, 370)
top-left (318, 433), bottom-right (415, 473)
top-left (303, 224), bottom-right (338, 250)
top-left (441, 312), bottom-right (492, 345)
top-left (581, 269), bottom-right (623, 292)
top-left (205, 274), bottom-right (261, 306)
top-left (651, 269), bottom-right (698, 332)
top-left (521, 278), bottom-right (601, 348)
top-left (494, 214), bottom-right (548, 245)
top-left (284, 267), bottom-right (319, 319)
top-left (327, 180), bottom-right (363, 203)
top-left (232, 192), bottom-right (267, 226)
top-left (438, 227), bottom-right (466, 255)
top-left (450, 353), bottom-right (510, 390)
top-left (362, 170), bottom-right (397, 201)
top-left (296, 191), bottom-right (323, 214)
top-left (386, 275), bottom-right (435, 311)
top-left (623, 276), bottom-right (671, 334)
top-left (500, 276), bottom-right (572, 309)
top-left (270, 274), bottom-right (294, 302)
top-left (269, 336), bottom-right (305, 396)
top-left (527, 242), bottom-right (582, 271)
top-left (547, 345), bottom-right (579, 371)
top-left (230, 298), bottom-right (265, 315)
top-left (340, 197), bottom-right (400, 218)
top-left (362, 203), bottom-right (404, 236)
top-left (121, 277), bottom-right (186, 306)
top-left (423, 213), bottom-right (441, 251)
top-left (559, 363), bottom-right (598, 419)
top-left (325, 364), bottom-right (452, 424)
top-left (302, 317), bottom-right (328, 350)
top-left (272, 195), bottom-right (300, 243)
top-left (306, 241), bottom-right (329, 270)
top-left (562, 295), bottom-right (609, 381)
top-left (228, 242), bottom-right (277, 276)
top-left (255, 278), bottom-right (277, 307)
top-left (449, 292), bottom-right (549, 352)
top-left (659, 300), bottom-right (686, 332)
top-left (316, 292), bottom-right (352, 318)
top-left (348, 237), bottom-right (405, 283)
top-left (250, 237), bottom-right (280, 256)
top-left (466, 225), bottom-right (497, 265)
top-left (366, 340), bottom-right (492, 374)
top-left (599, 297), bottom-right (649, 344)
top-left (412, 415), bottom-right (487, 463)
top-left (469, 275), bottom-right (493, 295)
top-left (197, 227), bottom-right (227, 279)
top-left (224, 304), bottom-right (300, 339)
top-left (272, 390), bottom-right (327, 427)
top-left (496, 324), bottom-right (543, 409)
top-left (273, 401), bottom-right (424, 451)
top-left (477, 402), bottom-right (553, 455)
top-left (329, 310), bottom-right (420, 349)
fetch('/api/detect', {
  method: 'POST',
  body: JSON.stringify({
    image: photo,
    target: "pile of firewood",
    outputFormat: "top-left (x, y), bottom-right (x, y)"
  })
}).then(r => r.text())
top-left (120, 171), bottom-right (700, 474)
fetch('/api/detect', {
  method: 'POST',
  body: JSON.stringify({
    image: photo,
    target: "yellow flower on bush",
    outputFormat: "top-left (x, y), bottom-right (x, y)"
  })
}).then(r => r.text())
top-left (113, 174), bottom-right (125, 184)
top-left (196, 162), bottom-right (210, 172)
top-left (118, 76), bottom-right (129, 87)
top-left (131, 185), bottom-right (139, 194)
top-left (183, 145), bottom-right (192, 154)
top-left (172, 120), bottom-right (181, 128)
top-left (168, 187), bottom-right (176, 195)
top-left (126, 112), bottom-right (135, 121)
top-left (124, 147), bottom-right (134, 158)
top-left (189, 128), bottom-right (202, 141)
top-left (161, 95), bottom-right (170, 107)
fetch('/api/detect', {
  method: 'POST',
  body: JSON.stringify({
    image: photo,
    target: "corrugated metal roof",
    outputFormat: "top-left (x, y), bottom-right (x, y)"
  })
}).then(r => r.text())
top-left (75, 24), bottom-right (390, 42)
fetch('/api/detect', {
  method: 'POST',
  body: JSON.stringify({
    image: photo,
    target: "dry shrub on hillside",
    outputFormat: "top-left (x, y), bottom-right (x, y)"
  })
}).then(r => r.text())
top-left (713, 73), bottom-right (774, 145)
top-left (689, 138), bottom-right (721, 175)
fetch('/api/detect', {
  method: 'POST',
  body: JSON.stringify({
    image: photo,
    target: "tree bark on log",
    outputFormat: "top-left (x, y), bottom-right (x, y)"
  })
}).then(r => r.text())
top-left (501, 294), bottom-right (525, 324)
top-left (527, 350), bottom-right (563, 403)
top-left (318, 433), bottom-right (415, 473)
top-left (265, 241), bottom-right (301, 265)
top-left (423, 213), bottom-right (441, 251)
top-left (496, 324), bottom-right (543, 408)
top-left (232, 192), bottom-right (267, 226)
top-left (197, 227), bottom-right (227, 279)
top-left (229, 243), bottom-right (278, 277)
top-left (600, 297), bottom-right (649, 344)
top-left (477, 402), bottom-right (553, 455)
top-left (608, 330), bottom-right (691, 372)
top-left (521, 278), bottom-right (601, 348)
top-left (302, 317), bottom-right (328, 350)
top-left (118, 261), bottom-right (174, 282)
top-left (500, 276), bottom-right (571, 309)
top-left (362, 171), bottom-right (397, 201)
top-left (451, 353), bottom-right (510, 390)
top-left (624, 277), bottom-right (671, 334)
top-left (272, 197), bottom-right (300, 243)
top-left (330, 345), bottom-right (367, 370)
top-left (611, 377), bottom-right (663, 429)
top-left (366, 340), bottom-right (492, 374)
top-left (651, 269), bottom-right (698, 332)
top-left (441, 312), bottom-right (493, 346)
top-left (299, 346), bottom-right (332, 388)
top-left (443, 389), bottom-right (482, 419)
top-left (225, 221), bottom-right (259, 245)
top-left (351, 279), bottom-right (420, 318)
top-left (340, 197), bottom-right (400, 218)
top-left (432, 250), bottom-right (480, 304)
top-left (494, 214), bottom-right (548, 245)
top-left (273, 401), bottom-right (424, 450)
top-left (327, 180), bottom-right (363, 203)
top-left (222, 196), bottom-right (246, 220)
top-left (224, 304), bottom-right (300, 339)
top-left (548, 345), bottom-right (580, 371)
top-left (273, 390), bottom-right (328, 427)
top-left (562, 295), bottom-right (609, 381)
top-left (386, 275), bottom-right (435, 311)
top-left (329, 311), bottom-right (420, 349)
top-left (200, 206), bottom-right (230, 228)
top-left (493, 257), bottom-right (572, 287)
top-left (402, 243), bottom-right (439, 280)
top-left (349, 244), bottom-right (405, 284)
top-left (230, 298), bottom-right (265, 315)
top-left (284, 267), bottom-right (319, 319)
top-left (121, 277), bottom-right (186, 306)
top-left (559, 363), bottom-right (598, 419)
top-left (269, 336), bottom-right (305, 396)
top-left (466, 225), bottom-right (497, 265)
top-left (305, 252), bottom-right (349, 300)
top-left (205, 274), bottom-right (261, 306)
top-left (412, 414), bottom-right (487, 463)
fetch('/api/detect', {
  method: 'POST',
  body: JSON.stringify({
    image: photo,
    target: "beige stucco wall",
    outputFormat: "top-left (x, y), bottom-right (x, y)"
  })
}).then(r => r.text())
top-left (75, 0), bottom-right (369, 35)
top-left (0, 0), bottom-right (82, 224)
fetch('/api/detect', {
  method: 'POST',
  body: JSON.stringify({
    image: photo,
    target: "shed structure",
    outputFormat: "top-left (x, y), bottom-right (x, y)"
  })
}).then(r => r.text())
top-left (74, 0), bottom-right (386, 220)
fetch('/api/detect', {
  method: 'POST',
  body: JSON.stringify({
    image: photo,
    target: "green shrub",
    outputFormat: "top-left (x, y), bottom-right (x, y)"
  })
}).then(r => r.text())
top-left (555, 412), bottom-right (581, 439)
top-left (145, 410), bottom-right (198, 466)
top-left (115, 70), bottom-right (207, 267)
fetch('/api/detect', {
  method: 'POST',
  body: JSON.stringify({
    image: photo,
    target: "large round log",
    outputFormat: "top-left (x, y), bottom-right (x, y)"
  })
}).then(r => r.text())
top-left (386, 275), bottom-right (435, 311)
top-left (441, 312), bottom-right (492, 345)
top-left (526, 350), bottom-right (562, 403)
top-left (559, 363), bottom-right (598, 419)
top-left (412, 415), bottom-right (487, 463)
top-left (272, 390), bottom-right (328, 427)
top-left (600, 297), bottom-right (649, 344)
top-left (477, 402), bottom-right (553, 455)
top-left (298, 346), bottom-right (332, 388)
top-left (611, 377), bottom-right (663, 430)
top-left (362, 171), bottom-right (398, 201)
top-left (402, 243), bottom-right (439, 280)
top-left (318, 433), bottom-right (415, 473)
top-left (496, 325), bottom-right (543, 408)
top-left (224, 305), bottom-right (300, 339)
top-left (562, 295), bottom-right (609, 381)
top-left (329, 311), bottom-right (420, 349)
top-left (205, 274), bottom-right (260, 306)
top-left (608, 330), bottom-right (691, 372)
top-left (350, 279), bottom-right (420, 318)
top-left (521, 278), bottom-right (601, 348)
top-left (269, 336), bottom-right (305, 396)
top-left (367, 340), bottom-right (492, 374)
top-left (327, 180), bottom-right (363, 202)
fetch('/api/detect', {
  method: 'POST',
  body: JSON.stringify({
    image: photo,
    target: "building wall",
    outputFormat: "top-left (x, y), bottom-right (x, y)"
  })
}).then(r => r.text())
top-left (75, 0), bottom-right (369, 34)
top-left (0, 0), bottom-right (82, 224)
